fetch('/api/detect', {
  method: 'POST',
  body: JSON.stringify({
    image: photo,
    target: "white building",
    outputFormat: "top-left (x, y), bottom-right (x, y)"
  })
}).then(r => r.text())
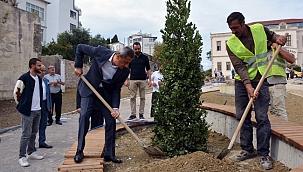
top-left (18, 0), bottom-right (50, 44)
top-left (18, 0), bottom-right (81, 45)
top-left (109, 42), bottom-right (125, 51)
top-left (46, 0), bottom-right (81, 44)
top-left (127, 31), bottom-right (157, 56)
top-left (210, 19), bottom-right (303, 79)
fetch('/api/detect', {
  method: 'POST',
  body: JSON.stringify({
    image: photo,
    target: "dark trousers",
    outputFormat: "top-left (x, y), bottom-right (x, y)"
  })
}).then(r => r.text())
top-left (77, 96), bottom-right (116, 157)
top-left (39, 101), bottom-right (48, 145)
top-left (90, 98), bottom-right (104, 129)
top-left (235, 80), bottom-right (271, 156)
top-left (150, 92), bottom-right (158, 117)
top-left (48, 91), bottom-right (62, 123)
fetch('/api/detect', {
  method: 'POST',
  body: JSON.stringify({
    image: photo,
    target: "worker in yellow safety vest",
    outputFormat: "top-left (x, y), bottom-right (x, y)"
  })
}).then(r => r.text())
top-left (225, 12), bottom-right (287, 170)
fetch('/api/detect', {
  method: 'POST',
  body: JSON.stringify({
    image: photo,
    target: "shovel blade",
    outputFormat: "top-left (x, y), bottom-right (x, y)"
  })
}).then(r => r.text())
top-left (143, 146), bottom-right (165, 156)
top-left (217, 148), bottom-right (231, 160)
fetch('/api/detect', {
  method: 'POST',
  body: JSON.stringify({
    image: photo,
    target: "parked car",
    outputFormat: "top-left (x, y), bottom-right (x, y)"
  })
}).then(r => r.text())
top-left (294, 70), bottom-right (302, 78)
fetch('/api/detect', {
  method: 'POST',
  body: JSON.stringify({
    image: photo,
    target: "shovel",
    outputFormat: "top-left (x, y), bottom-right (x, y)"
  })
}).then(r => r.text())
top-left (217, 34), bottom-right (288, 160)
top-left (69, 62), bottom-right (165, 156)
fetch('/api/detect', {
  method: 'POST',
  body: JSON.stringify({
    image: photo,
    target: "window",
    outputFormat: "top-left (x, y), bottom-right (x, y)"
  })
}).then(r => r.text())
top-left (26, 3), bottom-right (44, 21)
top-left (70, 23), bottom-right (76, 31)
top-left (217, 62), bottom-right (222, 71)
top-left (133, 38), bottom-right (142, 42)
top-left (216, 41), bottom-right (221, 51)
top-left (286, 35), bottom-right (291, 46)
top-left (40, 29), bottom-right (44, 42)
top-left (226, 62), bottom-right (231, 71)
top-left (70, 10), bottom-right (76, 19)
top-left (149, 38), bottom-right (154, 42)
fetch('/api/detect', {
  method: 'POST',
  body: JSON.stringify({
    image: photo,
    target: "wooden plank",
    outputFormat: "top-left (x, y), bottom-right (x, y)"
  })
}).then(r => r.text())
top-left (58, 164), bottom-right (103, 171)
top-left (62, 158), bottom-right (103, 165)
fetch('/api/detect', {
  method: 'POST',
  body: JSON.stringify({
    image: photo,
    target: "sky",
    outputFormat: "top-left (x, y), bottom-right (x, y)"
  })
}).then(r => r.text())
top-left (75, 0), bottom-right (303, 70)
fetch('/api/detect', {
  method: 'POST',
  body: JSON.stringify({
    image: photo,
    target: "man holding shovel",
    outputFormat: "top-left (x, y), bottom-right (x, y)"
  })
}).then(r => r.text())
top-left (226, 12), bottom-right (286, 170)
top-left (73, 44), bottom-right (134, 163)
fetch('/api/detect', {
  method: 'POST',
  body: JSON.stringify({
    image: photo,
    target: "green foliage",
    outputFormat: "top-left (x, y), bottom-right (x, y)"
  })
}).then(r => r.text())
top-left (111, 34), bottom-right (119, 43)
top-left (206, 50), bottom-right (212, 61)
top-left (152, 41), bottom-right (164, 65)
top-left (90, 34), bottom-right (109, 48)
top-left (202, 68), bottom-right (212, 78)
top-left (288, 64), bottom-right (301, 72)
top-left (42, 27), bottom-right (109, 62)
top-left (152, 0), bottom-right (209, 158)
top-left (42, 38), bottom-right (72, 57)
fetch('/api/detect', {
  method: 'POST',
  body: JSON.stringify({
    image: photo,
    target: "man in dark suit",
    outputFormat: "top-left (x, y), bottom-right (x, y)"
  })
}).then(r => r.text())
top-left (76, 78), bottom-right (104, 129)
top-left (73, 44), bottom-right (134, 163)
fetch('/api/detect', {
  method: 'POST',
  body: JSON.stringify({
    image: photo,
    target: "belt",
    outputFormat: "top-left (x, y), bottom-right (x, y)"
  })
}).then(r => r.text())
top-left (43, 100), bottom-right (47, 102)
top-left (51, 92), bottom-right (61, 94)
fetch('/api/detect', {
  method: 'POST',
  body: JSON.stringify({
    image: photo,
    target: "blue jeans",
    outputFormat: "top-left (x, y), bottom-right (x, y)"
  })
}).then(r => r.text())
top-left (19, 110), bottom-right (41, 158)
top-left (235, 80), bottom-right (271, 156)
top-left (39, 101), bottom-right (48, 145)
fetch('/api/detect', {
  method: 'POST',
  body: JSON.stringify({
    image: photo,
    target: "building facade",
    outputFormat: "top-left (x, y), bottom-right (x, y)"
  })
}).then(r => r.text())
top-left (18, 0), bottom-right (81, 45)
top-left (210, 19), bottom-right (303, 79)
top-left (127, 31), bottom-right (157, 56)
top-left (109, 42), bottom-right (125, 51)
top-left (18, 0), bottom-right (50, 44)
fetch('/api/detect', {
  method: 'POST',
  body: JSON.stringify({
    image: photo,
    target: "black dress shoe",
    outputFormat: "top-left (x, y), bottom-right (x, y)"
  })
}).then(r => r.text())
top-left (74, 150), bottom-right (84, 163)
top-left (56, 121), bottom-right (62, 125)
top-left (47, 122), bottom-right (52, 126)
top-left (39, 143), bottom-right (53, 148)
top-left (104, 155), bottom-right (122, 163)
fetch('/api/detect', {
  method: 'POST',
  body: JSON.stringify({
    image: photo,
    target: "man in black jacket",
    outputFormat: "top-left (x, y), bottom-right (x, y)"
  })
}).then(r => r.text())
top-left (13, 58), bottom-right (44, 167)
top-left (124, 42), bottom-right (152, 120)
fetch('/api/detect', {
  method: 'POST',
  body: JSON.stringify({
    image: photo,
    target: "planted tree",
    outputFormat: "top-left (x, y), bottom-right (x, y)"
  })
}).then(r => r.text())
top-left (152, 0), bottom-right (209, 157)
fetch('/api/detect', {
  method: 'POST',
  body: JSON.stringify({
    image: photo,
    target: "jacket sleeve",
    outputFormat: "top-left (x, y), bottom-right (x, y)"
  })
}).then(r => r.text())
top-left (74, 44), bottom-right (101, 68)
top-left (13, 79), bottom-right (25, 104)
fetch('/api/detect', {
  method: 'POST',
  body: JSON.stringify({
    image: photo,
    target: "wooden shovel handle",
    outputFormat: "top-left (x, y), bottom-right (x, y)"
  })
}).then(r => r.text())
top-left (227, 33), bottom-right (288, 149)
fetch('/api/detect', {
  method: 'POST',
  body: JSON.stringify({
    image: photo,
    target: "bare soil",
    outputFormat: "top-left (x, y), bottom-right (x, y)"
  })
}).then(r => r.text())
top-left (1, 85), bottom-right (300, 171)
top-left (105, 127), bottom-right (290, 172)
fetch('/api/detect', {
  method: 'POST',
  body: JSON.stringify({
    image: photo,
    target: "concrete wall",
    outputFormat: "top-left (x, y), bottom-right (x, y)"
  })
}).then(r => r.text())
top-left (205, 109), bottom-right (303, 169)
top-left (0, 1), bottom-right (41, 100)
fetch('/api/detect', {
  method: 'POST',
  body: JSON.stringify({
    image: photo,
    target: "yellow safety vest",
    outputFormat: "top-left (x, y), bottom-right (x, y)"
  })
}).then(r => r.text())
top-left (267, 48), bottom-right (287, 77)
top-left (227, 24), bottom-right (268, 80)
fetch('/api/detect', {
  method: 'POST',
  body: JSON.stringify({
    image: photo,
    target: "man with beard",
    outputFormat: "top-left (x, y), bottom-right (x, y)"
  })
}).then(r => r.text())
top-left (124, 42), bottom-right (152, 120)
top-left (226, 12), bottom-right (286, 170)
top-left (13, 58), bottom-right (44, 167)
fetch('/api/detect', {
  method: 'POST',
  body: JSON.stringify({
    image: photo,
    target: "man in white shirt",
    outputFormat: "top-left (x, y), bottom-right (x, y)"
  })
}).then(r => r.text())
top-left (13, 58), bottom-right (44, 167)
top-left (150, 65), bottom-right (163, 118)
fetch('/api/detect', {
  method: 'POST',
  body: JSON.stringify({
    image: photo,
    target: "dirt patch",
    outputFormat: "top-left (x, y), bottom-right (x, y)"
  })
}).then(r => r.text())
top-left (104, 127), bottom-right (290, 172)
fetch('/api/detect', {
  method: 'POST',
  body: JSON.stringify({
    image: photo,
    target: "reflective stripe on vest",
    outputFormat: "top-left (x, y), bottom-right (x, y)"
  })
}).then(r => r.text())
top-left (227, 23), bottom-right (268, 80)
top-left (267, 48), bottom-right (287, 77)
